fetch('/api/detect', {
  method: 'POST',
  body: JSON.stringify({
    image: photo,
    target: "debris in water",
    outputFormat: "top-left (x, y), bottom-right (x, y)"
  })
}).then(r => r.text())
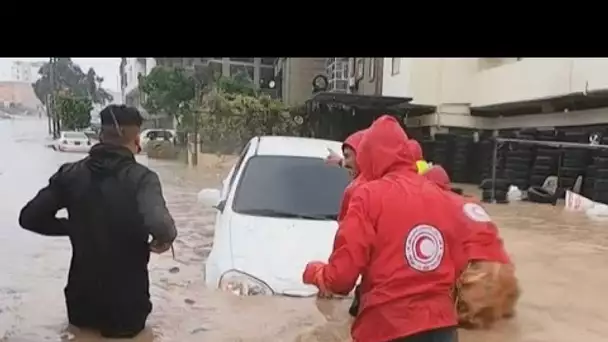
top-left (184, 298), bottom-right (195, 305)
top-left (169, 266), bottom-right (180, 274)
top-left (191, 327), bottom-right (208, 334)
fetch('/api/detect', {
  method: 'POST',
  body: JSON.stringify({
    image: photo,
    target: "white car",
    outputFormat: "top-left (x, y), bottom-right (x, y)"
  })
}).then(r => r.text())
top-left (140, 129), bottom-right (176, 152)
top-left (198, 136), bottom-right (350, 297)
top-left (53, 131), bottom-right (93, 153)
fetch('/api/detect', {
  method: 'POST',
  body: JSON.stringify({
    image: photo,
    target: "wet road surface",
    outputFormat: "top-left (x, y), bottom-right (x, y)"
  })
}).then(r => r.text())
top-left (1, 117), bottom-right (608, 341)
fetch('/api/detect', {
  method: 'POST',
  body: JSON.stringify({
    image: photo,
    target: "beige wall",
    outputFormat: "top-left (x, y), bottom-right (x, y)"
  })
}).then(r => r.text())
top-left (383, 58), bottom-right (608, 107)
top-left (280, 58), bottom-right (325, 106)
top-left (384, 58), bottom-right (608, 129)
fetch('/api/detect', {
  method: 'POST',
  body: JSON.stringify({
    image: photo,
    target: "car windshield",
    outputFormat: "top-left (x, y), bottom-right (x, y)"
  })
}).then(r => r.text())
top-left (232, 156), bottom-right (350, 220)
top-left (63, 132), bottom-right (86, 139)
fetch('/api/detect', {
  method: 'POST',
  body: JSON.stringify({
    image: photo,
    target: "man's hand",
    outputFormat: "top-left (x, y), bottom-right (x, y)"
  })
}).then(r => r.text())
top-left (325, 148), bottom-right (343, 167)
top-left (149, 240), bottom-right (172, 254)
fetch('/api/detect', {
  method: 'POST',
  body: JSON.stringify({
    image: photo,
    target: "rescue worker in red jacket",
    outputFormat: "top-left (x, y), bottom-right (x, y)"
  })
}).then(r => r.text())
top-left (423, 165), bottom-right (520, 329)
top-left (303, 115), bottom-right (466, 342)
top-left (326, 129), bottom-right (368, 315)
top-left (405, 139), bottom-right (430, 175)
top-left (336, 129), bottom-right (368, 221)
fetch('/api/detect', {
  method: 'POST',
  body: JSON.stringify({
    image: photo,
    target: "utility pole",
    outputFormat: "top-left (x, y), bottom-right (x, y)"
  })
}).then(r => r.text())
top-left (46, 93), bottom-right (52, 135)
top-left (191, 82), bottom-right (200, 166)
top-left (49, 57), bottom-right (59, 138)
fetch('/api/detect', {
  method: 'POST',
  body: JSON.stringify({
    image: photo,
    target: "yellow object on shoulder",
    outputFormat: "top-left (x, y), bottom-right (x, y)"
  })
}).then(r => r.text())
top-left (416, 160), bottom-right (430, 175)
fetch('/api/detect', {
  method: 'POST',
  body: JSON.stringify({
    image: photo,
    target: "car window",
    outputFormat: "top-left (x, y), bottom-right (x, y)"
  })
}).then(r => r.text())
top-left (232, 156), bottom-right (350, 220)
top-left (63, 132), bottom-right (87, 139)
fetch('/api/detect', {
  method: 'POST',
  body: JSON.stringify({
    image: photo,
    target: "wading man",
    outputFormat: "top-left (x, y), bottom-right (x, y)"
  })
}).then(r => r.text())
top-left (19, 104), bottom-right (177, 338)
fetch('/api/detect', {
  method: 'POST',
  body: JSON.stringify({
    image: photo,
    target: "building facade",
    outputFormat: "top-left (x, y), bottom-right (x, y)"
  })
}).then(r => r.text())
top-left (274, 58), bottom-right (326, 106)
top-left (10, 61), bottom-right (44, 83)
top-left (0, 81), bottom-right (43, 111)
top-left (379, 58), bottom-right (608, 130)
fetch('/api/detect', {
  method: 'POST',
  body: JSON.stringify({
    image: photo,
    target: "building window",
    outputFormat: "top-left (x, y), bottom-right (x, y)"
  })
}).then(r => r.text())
top-left (261, 58), bottom-right (277, 66)
top-left (356, 58), bottom-right (365, 79)
top-left (391, 58), bottom-right (400, 75)
top-left (230, 65), bottom-right (254, 82)
top-left (368, 58), bottom-right (376, 81)
top-left (230, 58), bottom-right (254, 64)
top-left (259, 67), bottom-right (275, 89)
top-left (209, 61), bottom-right (223, 79)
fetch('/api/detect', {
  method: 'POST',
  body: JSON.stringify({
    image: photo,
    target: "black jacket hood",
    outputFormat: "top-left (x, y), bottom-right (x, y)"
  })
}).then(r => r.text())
top-left (86, 143), bottom-right (136, 175)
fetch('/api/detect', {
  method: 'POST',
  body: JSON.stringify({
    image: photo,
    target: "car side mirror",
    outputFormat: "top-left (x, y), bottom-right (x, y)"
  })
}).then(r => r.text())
top-left (213, 200), bottom-right (226, 212)
top-left (197, 188), bottom-right (222, 208)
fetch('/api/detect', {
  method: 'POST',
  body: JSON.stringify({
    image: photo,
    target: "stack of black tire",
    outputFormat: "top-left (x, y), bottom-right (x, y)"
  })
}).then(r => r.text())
top-left (478, 137), bottom-right (510, 203)
top-left (468, 141), bottom-right (485, 185)
top-left (591, 136), bottom-right (608, 204)
top-left (451, 136), bottom-right (474, 183)
top-left (432, 133), bottom-right (455, 177)
top-left (479, 139), bottom-right (507, 181)
top-left (504, 130), bottom-right (536, 190)
top-left (421, 139), bottom-right (435, 165)
top-left (557, 132), bottom-right (590, 192)
top-left (529, 131), bottom-right (560, 187)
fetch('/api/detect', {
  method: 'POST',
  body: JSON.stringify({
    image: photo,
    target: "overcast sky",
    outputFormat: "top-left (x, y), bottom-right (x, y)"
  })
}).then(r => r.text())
top-left (0, 58), bottom-right (121, 92)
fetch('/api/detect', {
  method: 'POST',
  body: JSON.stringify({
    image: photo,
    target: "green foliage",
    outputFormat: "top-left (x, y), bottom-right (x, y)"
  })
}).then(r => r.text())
top-left (55, 93), bottom-right (93, 131)
top-left (32, 58), bottom-right (113, 106)
top-left (215, 70), bottom-right (256, 96)
top-left (138, 66), bottom-right (196, 120)
top-left (139, 64), bottom-right (304, 153)
top-left (198, 88), bottom-right (301, 153)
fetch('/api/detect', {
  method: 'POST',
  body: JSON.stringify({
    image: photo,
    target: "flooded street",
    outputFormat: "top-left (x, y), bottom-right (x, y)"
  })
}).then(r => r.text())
top-left (1, 117), bottom-right (608, 341)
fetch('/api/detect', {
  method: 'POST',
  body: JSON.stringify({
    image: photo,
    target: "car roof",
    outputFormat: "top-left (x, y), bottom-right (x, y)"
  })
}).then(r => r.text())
top-left (61, 131), bottom-right (86, 135)
top-left (255, 136), bottom-right (343, 159)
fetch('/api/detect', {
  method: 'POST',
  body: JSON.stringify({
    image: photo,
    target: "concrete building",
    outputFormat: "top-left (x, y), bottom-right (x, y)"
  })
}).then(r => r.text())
top-left (274, 58), bottom-right (326, 106)
top-left (10, 61), bottom-right (44, 83)
top-left (0, 81), bottom-right (43, 111)
top-left (372, 58), bottom-right (608, 131)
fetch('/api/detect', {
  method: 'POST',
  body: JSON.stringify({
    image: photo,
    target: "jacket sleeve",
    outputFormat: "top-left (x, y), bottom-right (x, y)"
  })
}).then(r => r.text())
top-left (19, 167), bottom-right (69, 236)
top-left (137, 171), bottom-right (177, 244)
top-left (322, 189), bottom-right (375, 295)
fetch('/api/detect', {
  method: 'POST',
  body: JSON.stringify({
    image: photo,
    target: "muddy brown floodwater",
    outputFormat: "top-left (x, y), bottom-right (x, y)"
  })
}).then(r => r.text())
top-left (1, 118), bottom-right (608, 342)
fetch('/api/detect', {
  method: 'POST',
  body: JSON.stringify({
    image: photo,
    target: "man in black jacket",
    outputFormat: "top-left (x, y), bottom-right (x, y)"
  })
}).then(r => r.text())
top-left (19, 104), bottom-right (177, 338)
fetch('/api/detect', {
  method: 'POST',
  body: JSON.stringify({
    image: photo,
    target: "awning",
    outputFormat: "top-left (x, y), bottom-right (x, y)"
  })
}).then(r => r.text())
top-left (308, 92), bottom-right (412, 109)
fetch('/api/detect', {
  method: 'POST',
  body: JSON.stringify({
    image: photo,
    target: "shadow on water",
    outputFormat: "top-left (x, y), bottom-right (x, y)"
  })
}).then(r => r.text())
top-left (2, 118), bottom-right (608, 341)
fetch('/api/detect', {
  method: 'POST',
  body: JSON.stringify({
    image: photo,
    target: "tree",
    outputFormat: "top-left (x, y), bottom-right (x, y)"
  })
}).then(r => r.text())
top-left (138, 66), bottom-right (197, 129)
top-left (55, 93), bottom-right (93, 130)
top-left (139, 64), bottom-right (302, 154)
top-left (32, 58), bottom-right (113, 106)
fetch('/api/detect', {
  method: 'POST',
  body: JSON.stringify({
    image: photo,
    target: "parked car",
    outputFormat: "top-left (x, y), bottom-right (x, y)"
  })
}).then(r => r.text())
top-left (198, 136), bottom-right (350, 297)
top-left (52, 131), bottom-right (92, 153)
top-left (140, 129), bottom-right (176, 152)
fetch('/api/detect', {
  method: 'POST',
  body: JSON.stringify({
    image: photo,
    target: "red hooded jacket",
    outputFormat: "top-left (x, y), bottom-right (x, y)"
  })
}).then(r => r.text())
top-left (337, 129), bottom-right (367, 222)
top-left (424, 166), bottom-right (511, 264)
top-left (321, 116), bottom-right (466, 342)
top-left (406, 139), bottom-right (423, 161)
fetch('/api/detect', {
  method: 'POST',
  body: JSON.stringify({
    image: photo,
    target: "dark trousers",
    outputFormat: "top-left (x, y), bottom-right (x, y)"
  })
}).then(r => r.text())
top-left (66, 291), bottom-right (150, 338)
top-left (388, 327), bottom-right (458, 342)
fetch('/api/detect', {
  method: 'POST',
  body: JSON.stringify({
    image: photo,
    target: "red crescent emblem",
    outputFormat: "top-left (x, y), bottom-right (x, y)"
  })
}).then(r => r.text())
top-left (415, 237), bottom-right (431, 260)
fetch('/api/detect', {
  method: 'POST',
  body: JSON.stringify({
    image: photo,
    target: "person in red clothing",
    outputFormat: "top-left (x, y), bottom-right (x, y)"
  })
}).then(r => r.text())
top-left (303, 115), bottom-right (465, 342)
top-left (423, 165), bottom-right (520, 329)
top-left (335, 129), bottom-right (368, 221)
top-left (405, 139), bottom-right (430, 174)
